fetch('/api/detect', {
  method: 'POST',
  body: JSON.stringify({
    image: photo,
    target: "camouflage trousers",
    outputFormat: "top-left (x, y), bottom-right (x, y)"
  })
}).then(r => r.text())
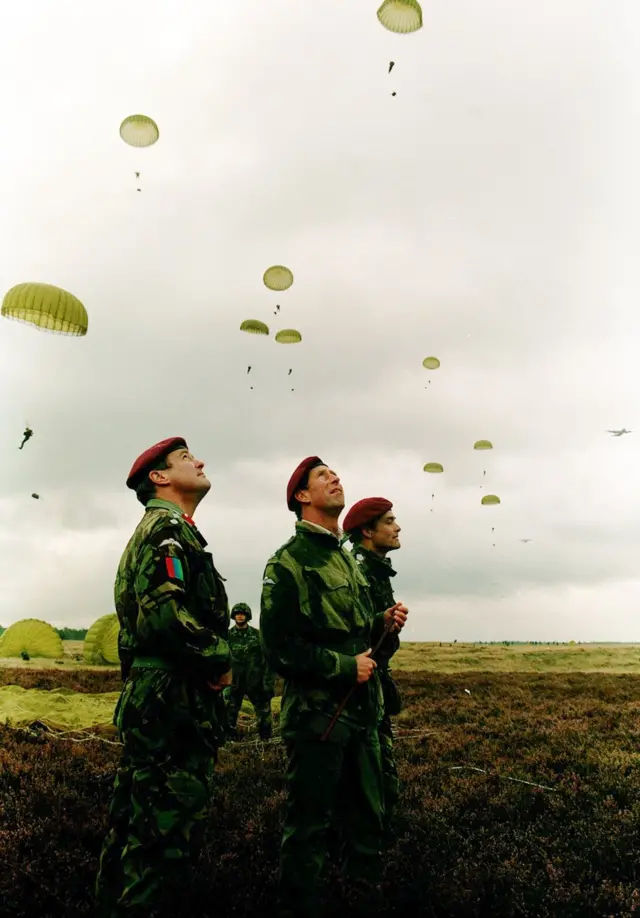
top-left (278, 718), bottom-right (384, 918)
top-left (378, 713), bottom-right (399, 843)
top-left (95, 673), bottom-right (218, 917)
top-left (226, 682), bottom-right (273, 738)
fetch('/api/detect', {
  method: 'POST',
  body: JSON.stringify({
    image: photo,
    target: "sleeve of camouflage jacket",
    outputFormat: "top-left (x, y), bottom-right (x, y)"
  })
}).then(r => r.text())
top-left (260, 560), bottom-right (358, 685)
top-left (134, 523), bottom-right (231, 679)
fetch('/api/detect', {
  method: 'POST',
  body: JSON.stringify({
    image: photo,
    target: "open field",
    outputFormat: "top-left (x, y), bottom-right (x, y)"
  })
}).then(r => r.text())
top-left (3, 666), bottom-right (640, 916)
top-left (394, 642), bottom-right (640, 673)
top-left (3, 641), bottom-right (640, 673)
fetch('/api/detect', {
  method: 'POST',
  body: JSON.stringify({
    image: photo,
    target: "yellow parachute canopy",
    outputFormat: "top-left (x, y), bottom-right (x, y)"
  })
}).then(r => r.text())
top-left (275, 329), bottom-right (302, 344)
top-left (83, 613), bottom-right (119, 665)
top-left (0, 619), bottom-right (63, 659)
top-left (474, 440), bottom-right (493, 450)
top-left (0, 685), bottom-right (121, 731)
top-left (422, 357), bottom-right (440, 370)
top-left (240, 319), bottom-right (269, 335)
top-left (263, 266), bottom-right (294, 292)
top-left (2, 283), bottom-right (88, 336)
top-left (119, 114), bottom-right (159, 148)
top-left (377, 0), bottom-right (423, 34)
top-left (423, 462), bottom-right (443, 473)
top-left (481, 495), bottom-right (501, 505)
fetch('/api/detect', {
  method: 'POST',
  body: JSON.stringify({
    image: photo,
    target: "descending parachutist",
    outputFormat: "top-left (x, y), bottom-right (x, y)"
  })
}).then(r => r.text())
top-left (391, 92), bottom-right (396, 97)
top-left (389, 61), bottom-right (395, 73)
top-left (135, 172), bottom-right (140, 179)
top-left (19, 427), bottom-right (33, 450)
top-left (247, 366), bottom-right (251, 374)
top-left (288, 369), bottom-right (292, 376)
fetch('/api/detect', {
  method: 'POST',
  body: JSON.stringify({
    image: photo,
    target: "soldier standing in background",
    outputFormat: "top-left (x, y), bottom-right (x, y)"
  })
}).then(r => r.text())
top-left (342, 498), bottom-right (403, 845)
top-left (95, 437), bottom-right (231, 918)
top-left (260, 456), bottom-right (408, 917)
top-left (225, 601), bottom-right (274, 740)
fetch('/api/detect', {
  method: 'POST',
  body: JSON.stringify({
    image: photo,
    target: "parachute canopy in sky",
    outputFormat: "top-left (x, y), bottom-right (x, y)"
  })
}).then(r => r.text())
top-left (481, 495), bottom-right (501, 505)
top-left (275, 329), bottom-right (302, 344)
top-left (119, 114), bottom-right (159, 148)
top-left (240, 319), bottom-right (269, 335)
top-left (474, 440), bottom-right (493, 450)
top-left (2, 283), bottom-right (88, 336)
top-left (423, 462), bottom-right (443, 473)
top-left (31, 493), bottom-right (39, 500)
top-left (422, 356), bottom-right (440, 370)
top-left (83, 614), bottom-right (119, 665)
top-left (377, 0), bottom-right (423, 34)
top-left (0, 619), bottom-right (63, 659)
top-left (263, 266), bottom-right (294, 292)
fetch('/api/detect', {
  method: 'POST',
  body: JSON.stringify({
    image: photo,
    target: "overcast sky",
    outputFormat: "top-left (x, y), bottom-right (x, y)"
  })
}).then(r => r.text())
top-left (0, 0), bottom-right (638, 641)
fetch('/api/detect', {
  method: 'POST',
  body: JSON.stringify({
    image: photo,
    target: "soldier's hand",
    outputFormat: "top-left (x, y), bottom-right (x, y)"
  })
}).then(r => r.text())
top-left (355, 649), bottom-right (377, 684)
top-left (384, 602), bottom-right (408, 634)
top-left (207, 668), bottom-right (233, 692)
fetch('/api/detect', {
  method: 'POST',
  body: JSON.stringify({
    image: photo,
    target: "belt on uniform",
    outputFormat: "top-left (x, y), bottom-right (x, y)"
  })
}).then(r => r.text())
top-left (131, 656), bottom-right (175, 671)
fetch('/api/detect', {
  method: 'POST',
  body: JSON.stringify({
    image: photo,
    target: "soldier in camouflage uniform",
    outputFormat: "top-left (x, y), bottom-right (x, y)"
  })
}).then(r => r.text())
top-left (260, 456), bottom-right (408, 917)
top-left (95, 437), bottom-right (232, 918)
top-left (343, 498), bottom-right (403, 845)
top-left (225, 601), bottom-right (275, 740)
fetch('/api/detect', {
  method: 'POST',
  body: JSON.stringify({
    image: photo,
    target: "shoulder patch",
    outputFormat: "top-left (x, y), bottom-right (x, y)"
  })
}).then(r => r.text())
top-left (165, 557), bottom-right (184, 581)
top-left (263, 577), bottom-right (276, 586)
top-left (158, 538), bottom-right (182, 549)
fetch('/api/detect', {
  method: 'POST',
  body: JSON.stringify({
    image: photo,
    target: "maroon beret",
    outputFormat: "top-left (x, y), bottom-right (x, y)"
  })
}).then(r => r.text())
top-left (287, 456), bottom-right (325, 510)
top-left (343, 497), bottom-right (393, 534)
top-left (126, 437), bottom-right (187, 489)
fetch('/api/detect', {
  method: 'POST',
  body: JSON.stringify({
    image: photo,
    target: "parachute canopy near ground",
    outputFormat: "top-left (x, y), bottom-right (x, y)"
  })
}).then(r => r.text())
top-left (422, 357), bottom-right (440, 370)
top-left (83, 614), bottom-right (119, 665)
top-left (0, 619), bottom-right (63, 659)
top-left (481, 495), bottom-right (501, 505)
top-left (275, 329), bottom-right (302, 344)
top-left (263, 266), bottom-right (294, 291)
top-left (0, 685), bottom-right (121, 731)
top-left (240, 319), bottom-right (269, 335)
top-left (2, 283), bottom-right (88, 336)
top-left (119, 114), bottom-right (159, 148)
top-left (377, 0), bottom-right (423, 34)
top-left (423, 462), bottom-right (444, 473)
top-left (474, 440), bottom-right (493, 450)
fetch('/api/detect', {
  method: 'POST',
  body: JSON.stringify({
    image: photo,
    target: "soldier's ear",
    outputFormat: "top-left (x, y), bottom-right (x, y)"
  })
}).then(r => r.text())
top-left (149, 468), bottom-right (171, 485)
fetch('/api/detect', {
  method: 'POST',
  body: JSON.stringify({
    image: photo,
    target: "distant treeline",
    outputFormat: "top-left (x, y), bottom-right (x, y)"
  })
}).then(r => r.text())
top-left (0, 626), bottom-right (87, 640)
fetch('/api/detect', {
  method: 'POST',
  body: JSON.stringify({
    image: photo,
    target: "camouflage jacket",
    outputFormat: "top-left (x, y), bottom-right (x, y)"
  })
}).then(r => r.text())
top-left (349, 545), bottom-right (400, 671)
top-left (260, 520), bottom-right (386, 740)
top-left (115, 497), bottom-right (231, 683)
top-left (228, 624), bottom-right (275, 695)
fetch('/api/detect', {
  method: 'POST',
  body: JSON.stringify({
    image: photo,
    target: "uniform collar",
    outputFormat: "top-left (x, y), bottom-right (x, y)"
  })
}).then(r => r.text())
top-left (296, 519), bottom-right (343, 542)
top-left (352, 544), bottom-right (397, 577)
top-left (146, 498), bottom-right (206, 545)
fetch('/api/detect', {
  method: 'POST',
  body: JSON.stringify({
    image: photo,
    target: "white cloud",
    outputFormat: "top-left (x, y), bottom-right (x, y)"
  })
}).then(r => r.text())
top-left (0, 0), bottom-right (638, 639)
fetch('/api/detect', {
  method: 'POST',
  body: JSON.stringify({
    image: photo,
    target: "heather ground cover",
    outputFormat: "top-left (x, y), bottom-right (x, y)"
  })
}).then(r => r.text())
top-left (2, 661), bottom-right (640, 916)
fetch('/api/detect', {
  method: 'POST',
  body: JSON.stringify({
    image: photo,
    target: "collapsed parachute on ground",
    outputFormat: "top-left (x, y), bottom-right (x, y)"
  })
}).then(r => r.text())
top-left (275, 329), bottom-right (302, 344)
top-left (481, 495), bottom-right (501, 505)
top-left (119, 114), bottom-right (159, 148)
top-left (474, 440), bottom-right (493, 450)
top-left (240, 319), bottom-right (269, 335)
top-left (83, 614), bottom-right (120, 665)
top-left (2, 283), bottom-right (88, 336)
top-left (423, 356), bottom-right (440, 370)
top-left (263, 266), bottom-right (294, 291)
top-left (0, 685), bottom-right (120, 731)
top-left (0, 619), bottom-right (63, 659)
top-left (423, 462), bottom-right (443, 473)
top-left (377, 0), bottom-right (423, 34)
